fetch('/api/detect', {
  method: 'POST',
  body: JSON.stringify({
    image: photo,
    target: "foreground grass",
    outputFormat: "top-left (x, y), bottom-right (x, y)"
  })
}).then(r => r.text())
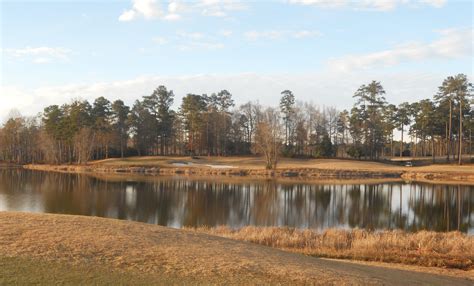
top-left (188, 226), bottom-right (474, 270)
top-left (1, 212), bottom-right (473, 284)
top-left (0, 256), bottom-right (160, 285)
top-left (0, 211), bottom-right (377, 284)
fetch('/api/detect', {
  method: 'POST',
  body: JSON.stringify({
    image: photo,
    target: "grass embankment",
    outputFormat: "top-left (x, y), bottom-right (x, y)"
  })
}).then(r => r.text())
top-left (1, 212), bottom-right (473, 285)
top-left (188, 226), bottom-right (474, 270)
top-left (24, 156), bottom-right (474, 183)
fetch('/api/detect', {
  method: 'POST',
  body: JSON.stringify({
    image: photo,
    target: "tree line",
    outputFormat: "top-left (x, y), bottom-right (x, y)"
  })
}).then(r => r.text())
top-left (0, 74), bottom-right (472, 167)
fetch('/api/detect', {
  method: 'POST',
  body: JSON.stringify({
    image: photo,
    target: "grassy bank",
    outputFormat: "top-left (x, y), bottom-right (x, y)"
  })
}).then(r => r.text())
top-left (23, 156), bottom-right (474, 183)
top-left (1, 212), bottom-right (473, 284)
top-left (187, 226), bottom-right (474, 270)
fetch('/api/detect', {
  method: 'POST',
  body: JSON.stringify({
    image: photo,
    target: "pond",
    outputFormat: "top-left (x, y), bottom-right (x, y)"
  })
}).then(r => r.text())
top-left (0, 168), bottom-right (472, 233)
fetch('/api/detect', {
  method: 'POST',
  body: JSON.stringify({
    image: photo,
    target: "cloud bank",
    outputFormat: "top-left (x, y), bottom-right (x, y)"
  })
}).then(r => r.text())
top-left (288, 0), bottom-right (447, 11)
top-left (328, 28), bottom-right (472, 71)
top-left (2, 46), bottom-right (72, 64)
top-left (119, 0), bottom-right (246, 22)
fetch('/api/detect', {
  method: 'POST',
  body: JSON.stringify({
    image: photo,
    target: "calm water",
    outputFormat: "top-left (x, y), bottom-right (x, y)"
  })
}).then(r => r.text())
top-left (0, 168), bottom-right (473, 233)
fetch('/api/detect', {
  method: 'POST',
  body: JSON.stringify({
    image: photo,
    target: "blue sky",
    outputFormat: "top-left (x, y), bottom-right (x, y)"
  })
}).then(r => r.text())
top-left (0, 0), bottom-right (472, 118)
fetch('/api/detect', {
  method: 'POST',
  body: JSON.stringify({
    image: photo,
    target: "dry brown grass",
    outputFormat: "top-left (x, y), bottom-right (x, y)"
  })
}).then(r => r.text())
top-left (25, 156), bottom-right (474, 183)
top-left (91, 156), bottom-right (474, 173)
top-left (1, 212), bottom-right (473, 284)
top-left (90, 156), bottom-right (401, 171)
top-left (187, 226), bottom-right (474, 270)
top-left (0, 212), bottom-right (393, 284)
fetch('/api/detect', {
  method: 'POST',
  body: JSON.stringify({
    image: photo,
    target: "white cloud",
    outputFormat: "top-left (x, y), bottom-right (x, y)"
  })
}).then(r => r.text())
top-left (168, 1), bottom-right (179, 13)
top-left (203, 10), bottom-right (226, 17)
top-left (151, 31), bottom-right (229, 51)
top-left (2, 46), bottom-right (72, 64)
top-left (292, 30), bottom-right (323, 39)
top-left (3, 47), bottom-right (70, 58)
top-left (173, 31), bottom-right (224, 51)
top-left (150, 29), bottom-right (320, 50)
top-left (163, 1), bottom-right (182, 20)
top-left (32, 57), bottom-right (51, 64)
top-left (149, 31), bottom-right (229, 51)
top-left (288, 0), bottom-right (447, 11)
top-left (219, 30), bottom-right (233, 37)
top-left (152, 36), bottom-right (168, 45)
top-left (133, 0), bottom-right (162, 18)
top-left (244, 30), bottom-right (283, 41)
top-left (118, 9), bottom-right (137, 21)
top-left (198, 0), bottom-right (247, 17)
top-left (119, 0), bottom-right (183, 22)
top-left (163, 13), bottom-right (181, 20)
top-left (288, 0), bottom-right (348, 9)
top-left (328, 28), bottom-right (472, 71)
top-left (177, 31), bottom-right (205, 40)
top-left (0, 86), bottom-right (39, 122)
top-left (244, 30), bottom-right (322, 41)
top-left (177, 42), bottom-right (224, 51)
top-left (419, 0), bottom-right (446, 8)
top-left (119, 0), bottom-right (247, 22)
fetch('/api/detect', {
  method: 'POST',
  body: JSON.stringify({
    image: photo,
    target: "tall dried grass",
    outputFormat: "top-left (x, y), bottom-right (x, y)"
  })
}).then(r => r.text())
top-left (187, 226), bottom-right (474, 270)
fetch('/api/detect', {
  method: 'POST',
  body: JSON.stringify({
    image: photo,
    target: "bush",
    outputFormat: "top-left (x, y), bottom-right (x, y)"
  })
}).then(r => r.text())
top-left (347, 146), bottom-right (365, 159)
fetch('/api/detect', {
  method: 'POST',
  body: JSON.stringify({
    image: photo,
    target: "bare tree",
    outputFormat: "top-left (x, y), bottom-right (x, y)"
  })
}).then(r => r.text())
top-left (74, 128), bottom-right (96, 164)
top-left (254, 108), bottom-right (281, 170)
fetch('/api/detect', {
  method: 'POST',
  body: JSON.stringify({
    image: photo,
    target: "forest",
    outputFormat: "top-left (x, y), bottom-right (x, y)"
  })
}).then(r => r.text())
top-left (0, 74), bottom-right (472, 166)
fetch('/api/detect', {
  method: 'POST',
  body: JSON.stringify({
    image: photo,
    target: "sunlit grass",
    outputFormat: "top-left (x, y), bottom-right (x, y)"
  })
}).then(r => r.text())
top-left (188, 226), bottom-right (474, 270)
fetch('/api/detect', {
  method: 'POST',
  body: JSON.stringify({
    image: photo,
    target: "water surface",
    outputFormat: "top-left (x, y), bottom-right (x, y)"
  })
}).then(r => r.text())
top-left (0, 168), bottom-right (472, 233)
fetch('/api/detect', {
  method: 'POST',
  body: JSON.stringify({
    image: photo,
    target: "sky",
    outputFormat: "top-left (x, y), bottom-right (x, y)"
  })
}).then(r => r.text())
top-left (0, 0), bottom-right (472, 121)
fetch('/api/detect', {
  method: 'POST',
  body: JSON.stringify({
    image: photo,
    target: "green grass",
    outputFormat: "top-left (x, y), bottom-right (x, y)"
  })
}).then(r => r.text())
top-left (0, 256), bottom-right (174, 285)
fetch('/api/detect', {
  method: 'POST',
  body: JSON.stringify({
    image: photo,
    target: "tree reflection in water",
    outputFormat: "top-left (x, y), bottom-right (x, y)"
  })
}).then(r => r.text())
top-left (0, 169), bottom-right (472, 233)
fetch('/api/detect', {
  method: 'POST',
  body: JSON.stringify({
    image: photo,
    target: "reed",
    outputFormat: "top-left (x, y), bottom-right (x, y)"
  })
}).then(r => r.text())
top-left (187, 226), bottom-right (474, 270)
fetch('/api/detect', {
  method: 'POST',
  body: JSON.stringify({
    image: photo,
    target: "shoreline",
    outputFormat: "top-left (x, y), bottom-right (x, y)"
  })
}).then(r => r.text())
top-left (23, 160), bottom-right (474, 184)
top-left (87, 171), bottom-right (407, 185)
top-left (1, 211), bottom-right (473, 284)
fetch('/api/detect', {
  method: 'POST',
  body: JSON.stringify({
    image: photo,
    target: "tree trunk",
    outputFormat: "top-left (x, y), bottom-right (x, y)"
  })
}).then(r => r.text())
top-left (448, 100), bottom-right (452, 162)
top-left (223, 112), bottom-right (227, 156)
top-left (391, 132), bottom-right (394, 157)
top-left (120, 131), bottom-right (124, 158)
top-left (400, 124), bottom-right (403, 157)
top-left (414, 130), bottom-right (417, 158)
top-left (470, 128), bottom-right (472, 157)
top-left (445, 122), bottom-right (449, 161)
top-left (207, 115), bottom-right (211, 157)
top-left (431, 135), bottom-right (435, 163)
top-left (459, 99), bottom-right (463, 165)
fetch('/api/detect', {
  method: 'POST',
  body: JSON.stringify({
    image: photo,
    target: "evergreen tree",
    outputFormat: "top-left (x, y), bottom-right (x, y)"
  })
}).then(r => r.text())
top-left (279, 90), bottom-right (295, 148)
